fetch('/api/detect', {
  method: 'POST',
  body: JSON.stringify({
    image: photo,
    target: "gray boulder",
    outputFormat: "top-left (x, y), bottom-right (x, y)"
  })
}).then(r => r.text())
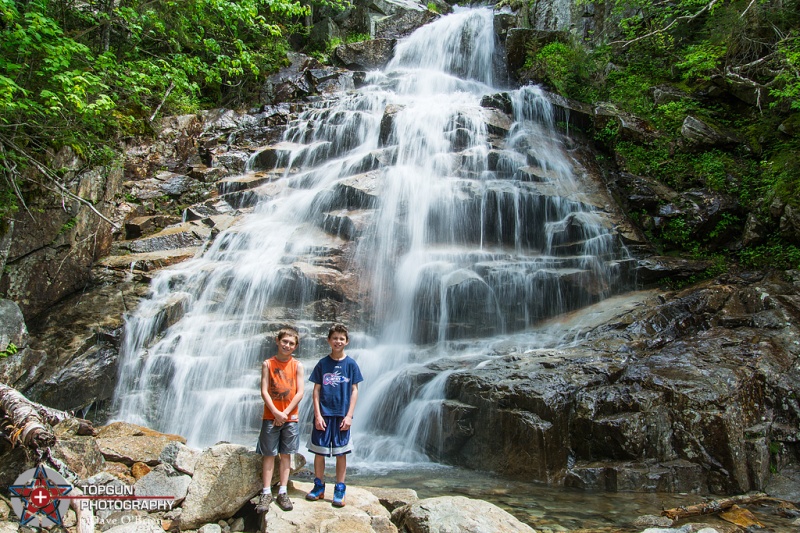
top-left (392, 495), bottom-right (537, 532)
top-left (178, 443), bottom-right (261, 529)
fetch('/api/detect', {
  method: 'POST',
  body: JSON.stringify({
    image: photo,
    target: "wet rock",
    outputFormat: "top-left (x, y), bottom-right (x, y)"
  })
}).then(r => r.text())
top-left (215, 172), bottom-right (273, 195)
top-left (372, 2), bottom-right (438, 40)
top-left (335, 39), bottom-right (398, 70)
top-left (634, 256), bottom-right (714, 285)
top-left (565, 459), bottom-right (705, 492)
top-left (114, 222), bottom-right (211, 254)
top-left (392, 495), bottom-right (536, 532)
top-left (178, 443), bottom-right (261, 529)
top-left (482, 107), bottom-right (514, 136)
top-left (96, 422), bottom-right (186, 465)
top-left (319, 209), bottom-right (375, 240)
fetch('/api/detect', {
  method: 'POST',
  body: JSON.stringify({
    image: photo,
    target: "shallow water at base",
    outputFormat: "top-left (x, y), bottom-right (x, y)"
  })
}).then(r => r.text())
top-left (298, 462), bottom-right (795, 532)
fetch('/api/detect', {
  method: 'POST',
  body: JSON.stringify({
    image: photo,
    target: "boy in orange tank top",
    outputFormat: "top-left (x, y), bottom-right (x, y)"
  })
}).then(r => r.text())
top-left (255, 327), bottom-right (305, 512)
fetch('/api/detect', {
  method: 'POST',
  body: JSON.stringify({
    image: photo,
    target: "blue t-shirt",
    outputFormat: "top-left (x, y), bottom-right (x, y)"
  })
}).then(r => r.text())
top-left (309, 355), bottom-right (364, 417)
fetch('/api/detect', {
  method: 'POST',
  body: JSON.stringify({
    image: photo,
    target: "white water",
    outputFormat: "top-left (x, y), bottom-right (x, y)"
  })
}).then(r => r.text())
top-left (113, 8), bottom-right (630, 469)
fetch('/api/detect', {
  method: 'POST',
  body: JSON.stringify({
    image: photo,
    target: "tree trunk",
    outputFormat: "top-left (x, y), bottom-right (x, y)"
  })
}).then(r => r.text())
top-left (0, 383), bottom-right (95, 451)
top-left (661, 493), bottom-right (790, 520)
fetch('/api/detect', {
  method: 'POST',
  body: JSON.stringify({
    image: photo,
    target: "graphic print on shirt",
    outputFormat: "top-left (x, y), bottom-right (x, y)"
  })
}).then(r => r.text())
top-left (270, 365), bottom-right (295, 402)
top-left (322, 370), bottom-right (351, 387)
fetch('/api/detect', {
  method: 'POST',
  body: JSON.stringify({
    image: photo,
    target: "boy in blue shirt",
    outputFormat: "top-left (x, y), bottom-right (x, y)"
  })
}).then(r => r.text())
top-left (305, 323), bottom-right (363, 507)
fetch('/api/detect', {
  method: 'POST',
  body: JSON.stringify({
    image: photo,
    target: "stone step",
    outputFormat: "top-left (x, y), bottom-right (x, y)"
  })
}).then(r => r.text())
top-left (112, 221), bottom-right (212, 255)
top-left (98, 247), bottom-right (201, 272)
top-left (249, 141), bottom-right (332, 171)
top-left (124, 215), bottom-right (182, 240)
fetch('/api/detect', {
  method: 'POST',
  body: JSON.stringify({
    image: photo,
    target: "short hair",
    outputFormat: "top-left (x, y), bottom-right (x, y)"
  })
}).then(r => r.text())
top-left (277, 327), bottom-right (300, 344)
top-left (327, 323), bottom-right (349, 341)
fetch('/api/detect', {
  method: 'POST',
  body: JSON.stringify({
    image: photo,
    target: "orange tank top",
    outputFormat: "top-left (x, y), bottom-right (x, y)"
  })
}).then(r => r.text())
top-left (263, 357), bottom-right (300, 421)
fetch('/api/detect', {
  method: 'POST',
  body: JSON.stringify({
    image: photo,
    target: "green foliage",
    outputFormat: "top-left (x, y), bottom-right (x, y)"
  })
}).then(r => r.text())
top-left (0, 0), bottom-right (354, 225)
top-left (739, 242), bottom-right (800, 270)
top-left (771, 35), bottom-right (800, 109)
top-left (531, 42), bottom-right (577, 95)
top-left (0, 342), bottom-right (18, 358)
top-left (58, 217), bottom-right (78, 235)
top-left (427, 2), bottom-right (439, 14)
top-left (346, 33), bottom-right (371, 44)
top-left (676, 44), bottom-right (726, 81)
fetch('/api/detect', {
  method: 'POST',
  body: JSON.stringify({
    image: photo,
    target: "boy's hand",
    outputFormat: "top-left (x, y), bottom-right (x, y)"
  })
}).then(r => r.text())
top-left (314, 415), bottom-right (327, 431)
top-left (340, 415), bottom-right (352, 431)
top-left (274, 411), bottom-right (288, 425)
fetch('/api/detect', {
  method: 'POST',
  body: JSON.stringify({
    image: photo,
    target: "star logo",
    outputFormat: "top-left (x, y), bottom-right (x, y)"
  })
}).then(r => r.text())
top-left (9, 465), bottom-right (72, 528)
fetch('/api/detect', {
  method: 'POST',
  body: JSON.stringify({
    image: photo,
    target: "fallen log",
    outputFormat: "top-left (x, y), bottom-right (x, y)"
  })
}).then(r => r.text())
top-left (661, 492), bottom-right (792, 520)
top-left (0, 383), bottom-right (95, 452)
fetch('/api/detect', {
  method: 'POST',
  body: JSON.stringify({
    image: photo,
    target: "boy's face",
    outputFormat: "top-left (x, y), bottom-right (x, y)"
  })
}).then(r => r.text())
top-left (276, 335), bottom-right (298, 357)
top-left (327, 332), bottom-right (349, 352)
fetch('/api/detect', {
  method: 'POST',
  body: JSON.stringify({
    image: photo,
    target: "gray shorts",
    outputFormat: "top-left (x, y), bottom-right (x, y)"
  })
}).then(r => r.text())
top-left (256, 420), bottom-right (299, 457)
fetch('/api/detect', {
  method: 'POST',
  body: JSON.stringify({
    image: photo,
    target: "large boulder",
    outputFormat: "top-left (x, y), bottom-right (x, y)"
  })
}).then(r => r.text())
top-left (441, 272), bottom-right (800, 494)
top-left (260, 480), bottom-right (396, 532)
top-left (178, 443), bottom-right (261, 529)
top-left (392, 495), bottom-right (536, 532)
top-left (335, 39), bottom-right (398, 70)
top-left (96, 422), bottom-right (186, 466)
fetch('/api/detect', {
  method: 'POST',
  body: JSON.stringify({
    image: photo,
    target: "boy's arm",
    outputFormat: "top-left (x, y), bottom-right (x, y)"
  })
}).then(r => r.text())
top-left (281, 361), bottom-right (305, 420)
top-left (340, 383), bottom-right (359, 431)
top-left (312, 383), bottom-right (326, 430)
top-left (261, 360), bottom-right (287, 424)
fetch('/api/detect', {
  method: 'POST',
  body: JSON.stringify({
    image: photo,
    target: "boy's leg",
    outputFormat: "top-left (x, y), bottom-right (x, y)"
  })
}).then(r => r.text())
top-left (314, 453), bottom-right (326, 480)
top-left (255, 419), bottom-right (280, 512)
top-left (278, 453), bottom-right (292, 487)
top-left (335, 454), bottom-right (347, 484)
top-left (263, 455), bottom-right (276, 488)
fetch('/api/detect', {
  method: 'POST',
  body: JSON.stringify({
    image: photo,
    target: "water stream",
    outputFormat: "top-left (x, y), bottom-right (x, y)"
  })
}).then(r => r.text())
top-left (112, 7), bottom-right (639, 526)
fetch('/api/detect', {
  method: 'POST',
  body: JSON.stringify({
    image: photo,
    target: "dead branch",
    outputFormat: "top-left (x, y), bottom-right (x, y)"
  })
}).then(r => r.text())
top-left (613, 0), bottom-right (721, 49)
top-left (0, 134), bottom-right (120, 230)
top-left (150, 80), bottom-right (176, 123)
top-left (661, 493), bottom-right (795, 520)
top-left (0, 383), bottom-right (96, 452)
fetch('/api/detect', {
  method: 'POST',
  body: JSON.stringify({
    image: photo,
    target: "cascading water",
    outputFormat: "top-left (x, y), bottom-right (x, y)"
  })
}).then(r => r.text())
top-left (113, 7), bottom-right (630, 469)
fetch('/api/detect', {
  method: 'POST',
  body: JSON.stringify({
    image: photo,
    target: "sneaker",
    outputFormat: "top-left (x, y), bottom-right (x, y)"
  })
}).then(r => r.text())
top-left (332, 482), bottom-right (346, 507)
top-left (305, 478), bottom-right (325, 501)
top-left (255, 491), bottom-right (272, 513)
top-left (276, 492), bottom-right (293, 511)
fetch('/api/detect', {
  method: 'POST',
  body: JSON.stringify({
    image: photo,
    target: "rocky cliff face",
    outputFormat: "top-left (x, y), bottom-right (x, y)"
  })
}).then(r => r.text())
top-left (1, 1), bottom-right (798, 500)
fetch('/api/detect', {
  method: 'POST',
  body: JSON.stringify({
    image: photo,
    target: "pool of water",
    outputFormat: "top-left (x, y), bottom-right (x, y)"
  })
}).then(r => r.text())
top-left (298, 461), bottom-right (797, 532)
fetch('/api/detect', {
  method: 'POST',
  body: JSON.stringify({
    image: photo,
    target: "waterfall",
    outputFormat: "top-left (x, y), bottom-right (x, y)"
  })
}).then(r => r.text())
top-left (112, 7), bottom-right (630, 465)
